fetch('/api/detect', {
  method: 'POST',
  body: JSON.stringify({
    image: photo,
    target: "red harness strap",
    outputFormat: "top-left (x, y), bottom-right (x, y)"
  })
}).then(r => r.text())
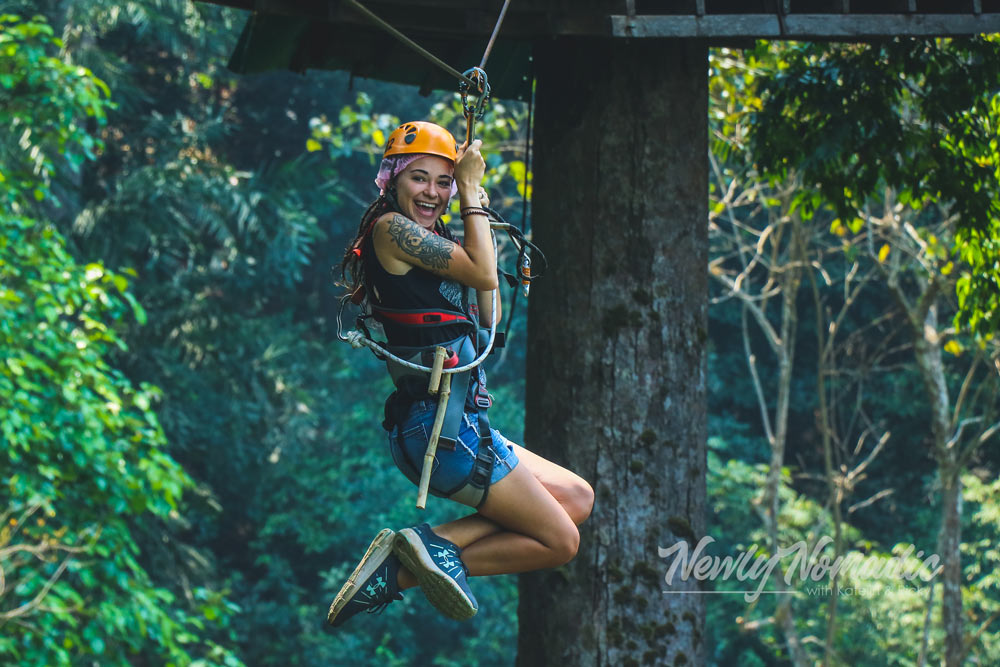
top-left (373, 307), bottom-right (471, 327)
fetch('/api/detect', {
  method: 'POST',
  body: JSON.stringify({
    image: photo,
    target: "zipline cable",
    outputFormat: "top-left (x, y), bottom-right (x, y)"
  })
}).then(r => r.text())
top-left (479, 0), bottom-right (513, 70)
top-left (462, 1), bottom-right (513, 144)
top-left (342, 0), bottom-right (477, 88)
top-left (342, 0), bottom-right (514, 94)
top-left (342, 0), bottom-right (512, 146)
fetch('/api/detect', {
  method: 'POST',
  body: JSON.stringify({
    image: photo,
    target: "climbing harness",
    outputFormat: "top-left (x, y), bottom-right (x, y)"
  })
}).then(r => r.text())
top-left (337, 198), bottom-right (545, 509)
top-left (335, 0), bottom-right (548, 509)
top-left (337, 229), bottom-right (500, 509)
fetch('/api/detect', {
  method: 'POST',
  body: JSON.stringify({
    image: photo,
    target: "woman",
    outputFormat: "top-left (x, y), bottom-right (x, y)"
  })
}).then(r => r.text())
top-left (328, 121), bottom-right (593, 627)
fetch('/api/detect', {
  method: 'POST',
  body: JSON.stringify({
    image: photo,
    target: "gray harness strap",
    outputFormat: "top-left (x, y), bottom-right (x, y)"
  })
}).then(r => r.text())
top-left (385, 330), bottom-right (496, 508)
top-left (385, 333), bottom-right (477, 449)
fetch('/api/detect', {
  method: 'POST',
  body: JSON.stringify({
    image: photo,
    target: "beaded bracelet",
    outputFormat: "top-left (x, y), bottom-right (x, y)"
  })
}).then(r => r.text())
top-left (460, 207), bottom-right (490, 218)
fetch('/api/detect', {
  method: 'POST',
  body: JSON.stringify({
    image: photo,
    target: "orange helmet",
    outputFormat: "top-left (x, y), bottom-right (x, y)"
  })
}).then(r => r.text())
top-left (383, 121), bottom-right (457, 162)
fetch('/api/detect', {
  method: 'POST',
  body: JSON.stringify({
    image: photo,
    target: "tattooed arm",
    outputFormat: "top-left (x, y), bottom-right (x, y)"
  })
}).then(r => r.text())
top-left (373, 213), bottom-right (499, 291)
top-left (384, 215), bottom-right (453, 270)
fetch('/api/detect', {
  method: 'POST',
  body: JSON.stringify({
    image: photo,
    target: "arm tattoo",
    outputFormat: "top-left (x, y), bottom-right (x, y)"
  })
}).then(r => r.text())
top-left (386, 214), bottom-right (453, 270)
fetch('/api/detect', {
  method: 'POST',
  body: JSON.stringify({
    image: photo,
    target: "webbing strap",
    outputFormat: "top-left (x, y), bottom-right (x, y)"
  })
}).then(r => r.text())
top-left (466, 330), bottom-right (496, 508)
top-left (469, 408), bottom-right (495, 508)
top-left (374, 307), bottom-right (473, 327)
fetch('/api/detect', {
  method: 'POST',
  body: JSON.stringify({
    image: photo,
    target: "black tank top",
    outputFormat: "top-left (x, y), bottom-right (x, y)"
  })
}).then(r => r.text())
top-left (360, 228), bottom-right (470, 348)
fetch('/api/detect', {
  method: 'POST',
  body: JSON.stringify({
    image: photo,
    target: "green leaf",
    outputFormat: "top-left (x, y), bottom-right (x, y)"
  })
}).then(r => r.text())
top-left (123, 292), bottom-right (146, 326)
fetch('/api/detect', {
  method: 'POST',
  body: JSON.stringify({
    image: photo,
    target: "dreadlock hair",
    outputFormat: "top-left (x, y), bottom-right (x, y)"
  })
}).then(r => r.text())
top-left (338, 186), bottom-right (457, 301)
top-left (339, 192), bottom-right (393, 298)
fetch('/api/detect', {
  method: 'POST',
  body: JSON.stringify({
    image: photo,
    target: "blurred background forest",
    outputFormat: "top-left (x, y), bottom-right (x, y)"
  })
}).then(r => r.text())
top-left (1, 1), bottom-right (998, 665)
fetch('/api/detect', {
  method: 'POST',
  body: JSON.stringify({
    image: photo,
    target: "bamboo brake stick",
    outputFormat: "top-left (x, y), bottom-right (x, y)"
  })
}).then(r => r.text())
top-left (428, 346), bottom-right (447, 394)
top-left (417, 347), bottom-right (450, 509)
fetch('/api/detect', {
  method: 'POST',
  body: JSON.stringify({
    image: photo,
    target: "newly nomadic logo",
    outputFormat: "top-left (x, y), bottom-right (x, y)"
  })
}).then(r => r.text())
top-left (658, 536), bottom-right (942, 602)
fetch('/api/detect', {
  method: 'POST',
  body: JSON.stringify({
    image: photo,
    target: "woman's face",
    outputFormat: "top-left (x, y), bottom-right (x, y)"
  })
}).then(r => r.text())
top-left (394, 156), bottom-right (454, 229)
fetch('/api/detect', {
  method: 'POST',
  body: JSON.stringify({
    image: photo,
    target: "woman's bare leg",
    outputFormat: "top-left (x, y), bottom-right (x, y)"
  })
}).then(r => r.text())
top-left (396, 471), bottom-right (558, 588)
top-left (396, 442), bottom-right (593, 586)
top-left (505, 444), bottom-right (594, 525)
top-left (458, 461), bottom-right (580, 575)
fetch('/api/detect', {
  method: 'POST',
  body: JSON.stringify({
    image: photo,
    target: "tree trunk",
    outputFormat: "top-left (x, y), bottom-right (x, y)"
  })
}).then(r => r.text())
top-left (939, 466), bottom-right (963, 667)
top-left (915, 306), bottom-right (963, 667)
top-left (518, 38), bottom-right (708, 667)
top-left (909, 302), bottom-right (963, 667)
top-left (759, 218), bottom-right (809, 667)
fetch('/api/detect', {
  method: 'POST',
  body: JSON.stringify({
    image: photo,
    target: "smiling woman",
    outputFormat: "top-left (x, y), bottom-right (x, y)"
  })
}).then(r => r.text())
top-left (329, 120), bottom-right (593, 629)
top-left (369, 128), bottom-right (499, 291)
top-left (394, 158), bottom-right (454, 224)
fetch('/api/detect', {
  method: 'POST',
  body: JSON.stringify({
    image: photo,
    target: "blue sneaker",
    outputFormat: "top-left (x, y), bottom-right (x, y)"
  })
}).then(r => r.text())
top-left (393, 523), bottom-right (477, 621)
top-left (327, 528), bottom-right (402, 627)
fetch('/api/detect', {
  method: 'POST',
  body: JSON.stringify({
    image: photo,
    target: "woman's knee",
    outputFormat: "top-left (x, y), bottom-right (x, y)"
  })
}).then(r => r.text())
top-left (565, 478), bottom-right (595, 525)
top-left (547, 522), bottom-right (581, 566)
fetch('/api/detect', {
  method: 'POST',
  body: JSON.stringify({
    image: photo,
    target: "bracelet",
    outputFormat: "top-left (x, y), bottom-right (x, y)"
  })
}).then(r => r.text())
top-left (460, 207), bottom-right (489, 218)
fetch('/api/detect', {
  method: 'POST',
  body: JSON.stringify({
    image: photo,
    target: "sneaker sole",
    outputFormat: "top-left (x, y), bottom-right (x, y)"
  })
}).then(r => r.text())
top-left (393, 528), bottom-right (477, 621)
top-left (327, 528), bottom-right (395, 626)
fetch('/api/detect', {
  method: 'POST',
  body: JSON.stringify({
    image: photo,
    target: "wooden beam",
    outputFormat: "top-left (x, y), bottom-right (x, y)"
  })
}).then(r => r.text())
top-left (200, 1), bottom-right (1000, 39)
top-left (202, 0), bottom-right (599, 37)
top-left (609, 13), bottom-right (1000, 37)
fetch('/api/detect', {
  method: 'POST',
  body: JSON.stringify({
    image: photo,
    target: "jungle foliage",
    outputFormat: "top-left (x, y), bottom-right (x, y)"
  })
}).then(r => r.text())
top-left (1, 3), bottom-right (998, 666)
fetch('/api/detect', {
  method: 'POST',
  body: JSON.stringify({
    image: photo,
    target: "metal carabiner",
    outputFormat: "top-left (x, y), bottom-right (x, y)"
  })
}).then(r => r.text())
top-left (459, 67), bottom-right (491, 146)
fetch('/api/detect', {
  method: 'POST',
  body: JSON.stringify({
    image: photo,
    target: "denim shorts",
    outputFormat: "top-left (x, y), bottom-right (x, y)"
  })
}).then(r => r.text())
top-left (388, 399), bottom-right (519, 507)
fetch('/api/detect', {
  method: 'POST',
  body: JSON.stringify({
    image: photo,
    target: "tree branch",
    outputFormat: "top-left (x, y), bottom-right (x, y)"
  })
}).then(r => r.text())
top-left (1, 554), bottom-right (73, 622)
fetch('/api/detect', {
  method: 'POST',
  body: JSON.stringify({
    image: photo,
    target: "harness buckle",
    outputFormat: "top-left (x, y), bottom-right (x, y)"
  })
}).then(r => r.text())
top-left (475, 392), bottom-right (492, 409)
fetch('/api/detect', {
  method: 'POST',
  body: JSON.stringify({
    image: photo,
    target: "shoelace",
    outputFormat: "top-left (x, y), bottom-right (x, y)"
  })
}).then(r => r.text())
top-left (366, 592), bottom-right (403, 615)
